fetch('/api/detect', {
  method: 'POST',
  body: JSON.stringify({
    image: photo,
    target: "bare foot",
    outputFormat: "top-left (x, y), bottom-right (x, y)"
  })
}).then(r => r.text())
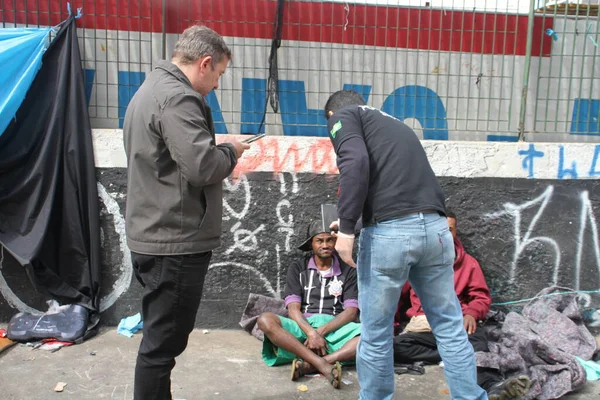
top-left (291, 359), bottom-right (317, 381)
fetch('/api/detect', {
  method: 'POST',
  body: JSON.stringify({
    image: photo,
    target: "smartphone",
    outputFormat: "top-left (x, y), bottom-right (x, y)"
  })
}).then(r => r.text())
top-left (242, 134), bottom-right (266, 144)
top-left (321, 204), bottom-right (339, 233)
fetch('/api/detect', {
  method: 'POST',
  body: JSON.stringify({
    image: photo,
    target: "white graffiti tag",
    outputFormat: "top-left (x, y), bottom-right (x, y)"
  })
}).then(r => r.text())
top-left (275, 173), bottom-right (298, 295)
top-left (222, 175), bottom-right (251, 221)
top-left (486, 186), bottom-right (560, 285)
top-left (225, 222), bottom-right (265, 255)
top-left (575, 191), bottom-right (600, 290)
top-left (223, 175), bottom-right (266, 255)
top-left (486, 185), bottom-right (600, 289)
top-left (97, 182), bottom-right (132, 312)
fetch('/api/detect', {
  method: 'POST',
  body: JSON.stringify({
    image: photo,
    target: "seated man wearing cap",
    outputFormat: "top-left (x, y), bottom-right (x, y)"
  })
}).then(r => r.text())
top-left (257, 220), bottom-right (360, 389)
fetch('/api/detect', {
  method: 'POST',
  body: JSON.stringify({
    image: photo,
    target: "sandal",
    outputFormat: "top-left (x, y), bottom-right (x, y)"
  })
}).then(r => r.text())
top-left (290, 358), bottom-right (305, 381)
top-left (329, 361), bottom-right (342, 389)
top-left (394, 362), bottom-right (426, 375)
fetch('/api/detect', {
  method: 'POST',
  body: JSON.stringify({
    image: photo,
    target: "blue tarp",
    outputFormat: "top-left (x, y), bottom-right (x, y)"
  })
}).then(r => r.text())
top-left (0, 28), bottom-right (51, 137)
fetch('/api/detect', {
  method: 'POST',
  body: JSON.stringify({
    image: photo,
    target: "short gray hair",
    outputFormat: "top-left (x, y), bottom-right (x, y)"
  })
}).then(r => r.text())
top-left (172, 25), bottom-right (232, 66)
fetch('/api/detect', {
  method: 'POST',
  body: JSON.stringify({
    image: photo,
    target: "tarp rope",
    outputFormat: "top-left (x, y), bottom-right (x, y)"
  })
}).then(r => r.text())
top-left (255, 0), bottom-right (285, 135)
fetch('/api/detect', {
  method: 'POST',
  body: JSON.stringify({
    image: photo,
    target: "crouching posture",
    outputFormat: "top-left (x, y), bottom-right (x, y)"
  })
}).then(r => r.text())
top-left (258, 220), bottom-right (360, 389)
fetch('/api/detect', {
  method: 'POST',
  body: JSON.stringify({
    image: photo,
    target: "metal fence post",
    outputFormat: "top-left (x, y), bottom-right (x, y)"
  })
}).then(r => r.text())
top-left (518, 0), bottom-right (538, 142)
top-left (161, 0), bottom-right (167, 60)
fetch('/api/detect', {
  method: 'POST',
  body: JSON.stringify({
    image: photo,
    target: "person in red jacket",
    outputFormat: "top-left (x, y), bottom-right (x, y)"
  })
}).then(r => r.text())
top-left (393, 209), bottom-right (531, 400)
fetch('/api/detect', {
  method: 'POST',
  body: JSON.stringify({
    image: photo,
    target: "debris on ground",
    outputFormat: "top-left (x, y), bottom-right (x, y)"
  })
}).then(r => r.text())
top-left (27, 338), bottom-right (74, 353)
top-left (297, 384), bottom-right (308, 392)
top-left (53, 382), bottom-right (67, 392)
top-left (0, 328), bottom-right (17, 354)
top-left (117, 313), bottom-right (143, 338)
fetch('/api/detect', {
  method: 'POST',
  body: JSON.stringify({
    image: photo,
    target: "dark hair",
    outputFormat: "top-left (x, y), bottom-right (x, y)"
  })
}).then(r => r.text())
top-left (445, 207), bottom-right (457, 220)
top-left (324, 90), bottom-right (367, 120)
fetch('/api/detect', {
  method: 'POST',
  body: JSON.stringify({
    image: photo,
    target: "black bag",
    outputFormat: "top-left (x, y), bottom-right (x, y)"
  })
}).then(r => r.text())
top-left (7, 305), bottom-right (88, 343)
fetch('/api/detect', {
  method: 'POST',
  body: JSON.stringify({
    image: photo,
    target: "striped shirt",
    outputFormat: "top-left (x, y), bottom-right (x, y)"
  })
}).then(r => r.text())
top-left (283, 254), bottom-right (359, 316)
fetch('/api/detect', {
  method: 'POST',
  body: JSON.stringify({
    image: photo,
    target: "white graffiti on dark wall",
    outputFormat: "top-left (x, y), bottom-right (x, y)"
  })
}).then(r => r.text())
top-left (0, 183), bottom-right (132, 315)
top-left (223, 175), bottom-right (251, 221)
top-left (276, 200), bottom-right (294, 252)
top-left (275, 173), bottom-right (299, 295)
top-left (208, 261), bottom-right (277, 297)
top-left (485, 185), bottom-right (600, 290)
top-left (0, 175), bottom-right (301, 312)
top-left (0, 246), bottom-right (40, 315)
top-left (575, 191), bottom-right (600, 290)
top-left (225, 221), bottom-right (266, 256)
top-left (485, 186), bottom-right (561, 284)
top-left (216, 173), bottom-right (299, 298)
top-left (277, 172), bottom-right (298, 255)
top-left (96, 183), bottom-right (133, 313)
top-left (279, 172), bottom-right (299, 196)
top-left (223, 175), bottom-right (266, 255)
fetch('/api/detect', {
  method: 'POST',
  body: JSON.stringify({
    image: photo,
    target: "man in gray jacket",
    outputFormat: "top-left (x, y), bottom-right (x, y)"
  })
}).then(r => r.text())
top-left (123, 25), bottom-right (249, 400)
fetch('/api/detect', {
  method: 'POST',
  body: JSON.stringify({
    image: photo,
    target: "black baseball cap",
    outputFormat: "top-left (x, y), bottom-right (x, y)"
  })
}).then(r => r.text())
top-left (297, 220), bottom-right (329, 251)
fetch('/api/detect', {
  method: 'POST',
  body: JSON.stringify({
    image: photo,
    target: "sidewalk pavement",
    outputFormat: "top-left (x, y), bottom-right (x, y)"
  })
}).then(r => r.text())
top-left (1, 328), bottom-right (599, 399)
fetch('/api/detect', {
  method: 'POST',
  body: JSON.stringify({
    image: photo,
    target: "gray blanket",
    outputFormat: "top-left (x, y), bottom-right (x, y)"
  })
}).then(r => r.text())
top-left (239, 293), bottom-right (287, 341)
top-left (477, 287), bottom-right (597, 400)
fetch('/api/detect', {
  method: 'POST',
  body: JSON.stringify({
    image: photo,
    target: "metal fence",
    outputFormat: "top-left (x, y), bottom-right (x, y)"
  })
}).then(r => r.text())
top-left (1, 0), bottom-right (599, 142)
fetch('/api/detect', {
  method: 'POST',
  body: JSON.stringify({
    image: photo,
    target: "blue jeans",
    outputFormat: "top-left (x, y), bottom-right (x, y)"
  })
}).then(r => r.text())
top-left (356, 212), bottom-right (487, 400)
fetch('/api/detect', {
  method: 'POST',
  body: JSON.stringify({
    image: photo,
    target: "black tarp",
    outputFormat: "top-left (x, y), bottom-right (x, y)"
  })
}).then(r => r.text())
top-left (0, 15), bottom-right (101, 316)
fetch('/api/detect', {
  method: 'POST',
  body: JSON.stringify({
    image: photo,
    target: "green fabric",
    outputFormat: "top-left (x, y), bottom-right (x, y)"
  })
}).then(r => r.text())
top-left (575, 356), bottom-right (600, 381)
top-left (262, 314), bottom-right (361, 366)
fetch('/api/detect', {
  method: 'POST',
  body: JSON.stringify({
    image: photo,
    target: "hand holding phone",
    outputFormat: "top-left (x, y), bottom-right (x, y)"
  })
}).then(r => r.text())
top-left (242, 134), bottom-right (266, 144)
top-left (321, 204), bottom-right (339, 233)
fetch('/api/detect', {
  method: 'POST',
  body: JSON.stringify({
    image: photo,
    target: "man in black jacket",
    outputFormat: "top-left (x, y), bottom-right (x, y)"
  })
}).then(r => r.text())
top-left (258, 220), bottom-right (360, 389)
top-left (324, 90), bottom-right (486, 400)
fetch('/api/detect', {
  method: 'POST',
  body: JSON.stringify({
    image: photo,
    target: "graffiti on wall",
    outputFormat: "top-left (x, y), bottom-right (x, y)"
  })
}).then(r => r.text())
top-left (86, 70), bottom-right (600, 140)
top-left (519, 144), bottom-right (600, 180)
top-left (485, 185), bottom-right (600, 291)
top-left (211, 172), bottom-right (303, 299)
top-left (2, 178), bottom-right (600, 316)
top-left (212, 174), bottom-right (276, 296)
top-left (227, 137), bottom-right (337, 176)
top-left (0, 174), bottom-right (306, 313)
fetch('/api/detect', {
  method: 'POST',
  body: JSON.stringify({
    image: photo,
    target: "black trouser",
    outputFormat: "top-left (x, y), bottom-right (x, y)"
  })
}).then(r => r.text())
top-left (131, 251), bottom-right (211, 400)
top-left (393, 327), bottom-right (502, 392)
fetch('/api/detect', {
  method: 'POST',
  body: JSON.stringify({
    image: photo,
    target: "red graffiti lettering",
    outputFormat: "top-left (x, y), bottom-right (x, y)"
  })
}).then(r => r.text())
top-left (218, 136), bottom-right (337, 175)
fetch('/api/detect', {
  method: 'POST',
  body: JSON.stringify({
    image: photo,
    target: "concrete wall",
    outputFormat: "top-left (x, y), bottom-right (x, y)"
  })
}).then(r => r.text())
top-left (1, 132), bottom-right (600, 327)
